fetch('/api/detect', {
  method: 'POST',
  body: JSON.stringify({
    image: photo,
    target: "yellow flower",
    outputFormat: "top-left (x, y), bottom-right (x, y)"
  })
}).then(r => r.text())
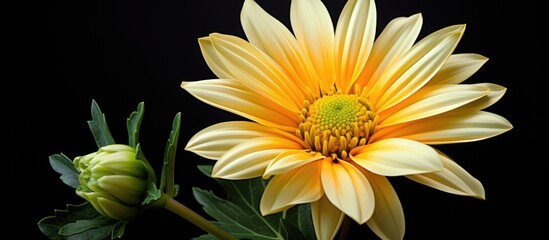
top-left (182, 0), bottom-right (512, 239)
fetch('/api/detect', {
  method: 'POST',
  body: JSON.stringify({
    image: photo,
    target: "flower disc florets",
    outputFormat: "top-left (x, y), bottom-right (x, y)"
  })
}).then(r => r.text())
top-left (296, 92), bottom-right (378, 160)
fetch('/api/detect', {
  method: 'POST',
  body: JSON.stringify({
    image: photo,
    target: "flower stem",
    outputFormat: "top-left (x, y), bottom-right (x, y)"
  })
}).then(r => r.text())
top-left (164, 198), bottom-right (237, 240)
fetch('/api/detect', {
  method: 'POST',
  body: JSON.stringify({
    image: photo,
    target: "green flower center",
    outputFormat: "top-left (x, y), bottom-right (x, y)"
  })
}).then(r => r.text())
top-left (296, 93), bottom-right (378, 159)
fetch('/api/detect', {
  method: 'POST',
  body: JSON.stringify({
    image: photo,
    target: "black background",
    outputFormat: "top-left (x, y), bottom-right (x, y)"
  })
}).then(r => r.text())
top-left (6, 0), bottom-right (543, 239)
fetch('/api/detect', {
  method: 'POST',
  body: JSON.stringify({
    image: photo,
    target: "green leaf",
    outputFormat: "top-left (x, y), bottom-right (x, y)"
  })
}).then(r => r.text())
top-left (49, 153), bottom-right (80, 189)
top-left (126, 102), bottom-right (144, 148)
top-left (37, 202), bottom-right (125, 240)
top-left (88, 99), bottom-right (115, 148)
top-left (160, 112), bottom-right (181, 197)
top-left (284, 204), bottom-right (314, 240)
top-left (142, 182), bottom-right (162, 205)
top-left (193, 165), bottom-right (316, 240)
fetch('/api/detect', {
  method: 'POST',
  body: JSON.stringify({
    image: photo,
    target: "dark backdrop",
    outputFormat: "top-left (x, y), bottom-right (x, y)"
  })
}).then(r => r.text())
top-left (6, 0), bottom-right (542, 239)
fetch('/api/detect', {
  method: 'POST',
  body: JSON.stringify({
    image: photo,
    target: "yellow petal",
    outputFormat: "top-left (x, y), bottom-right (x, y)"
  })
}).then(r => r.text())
top-left (378, 84), bottom-right (489, 128)
top-left (291, 0), bottom-right (335, 91)
top-left (334, 0), bottom-right (376, 92)
top-left (362, 171), bottom-right (405, 240)
top-left (209, 33), bottom-right (304, 112)
top-left (370, 110), bottom-right (513, 144)
top-left (241, 0), bottom-right (320, 99)
top-left (311, 195), bottom-right (345, 240)
top-left (185, 121), bottom-right (302, 160)
top-left (407, 151), bottom-right (485, 199)
top-left (358, 13), bottom-right (422, 93)
top-left (371, 25), bottom-right (466, 112)
top-left (198, 37), bottom-right (233, 79)
top-left (181, 79), bottom-right (299, 132)
top-left (212, 136), bottom-right (303, 179)
top-left (427, 53), bottom-right (488, 85)
top-left (264, 150), bottom-right (324, 178)
top-left (458, 83), bottom-right (507, 110)
top-left (321, 157), bottom-right (374, 224)
top-left (350, 138), bottom-right (442, 176)
top-left (260, 161), bottom-right (323, 215)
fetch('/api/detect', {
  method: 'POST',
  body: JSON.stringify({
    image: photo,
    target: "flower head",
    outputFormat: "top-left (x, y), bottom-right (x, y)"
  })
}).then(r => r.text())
top-left (182, 0), bottom-right (512, 239)
top-left (74, 144), bottom-right (153, 221)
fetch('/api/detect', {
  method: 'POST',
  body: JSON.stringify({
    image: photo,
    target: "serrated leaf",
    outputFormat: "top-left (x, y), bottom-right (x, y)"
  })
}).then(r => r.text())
top-left (127, 102), bottom-right (144, 148)
top-left (37, 202), bottom-right (125, 240)
top-left (49, 153), bottom-right (80, 189)
top-left (160, 112), bottom-right (181, 197)
top-left (88, 99), bottom-right (115, 148)
top-left (143, 182), bottom-right (162, 205)
top-left (193, 165), bottom-right (315, 240)
top-left (59, 218), bottom-right (112, 235)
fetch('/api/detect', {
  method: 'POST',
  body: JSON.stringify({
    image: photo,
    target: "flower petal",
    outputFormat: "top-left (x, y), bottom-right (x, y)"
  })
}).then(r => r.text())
top-left (407, 151), bottom-right (485, 199)
top-left (335, 0), bottom-right (376, 92)
top-left (378, 84), bottom-right (489, 128)
top-left (370, 110), bottom-right (513, 144)
top-left (209, 33), bottom-right (304, 112)
top-left (241, 0), bottom-right (320, 99)
top-left (97, 175), bottom-right (146, 205)
top-left (370, 25), bottom-right (466, 112)
top-left (198, 37), bottom-right (233, 79)
top-left (291, 0), bottom-right (335, 91)
top-left (264, 150), bottom-right (324, 178)
top-left (311, 195), bottom-right (345, 240)
top-left (427, 53), bottom-right (488, 85)
top-left (362, 171), bottom-right (405, 240)
top-left (357, 13), bottom-right (422, 92)
top-left (185, 121), bottom-right (302, 160)
top-left (321, 157), bottom-right (374, 224)
top-left (458, 83), bottom-right (507, 110)
top-left (212, 136), bottom-right (303, 179)
top-left (350, 138), bottom-right (442, 176)
top-left (181, 79), bottom-right (299, 132)
top-left (260, 161), bottom-right (323, 215)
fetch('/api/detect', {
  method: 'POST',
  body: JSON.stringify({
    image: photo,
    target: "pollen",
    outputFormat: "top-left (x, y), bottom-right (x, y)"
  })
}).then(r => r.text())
top-left (296, 93), bottom-right (378, 160)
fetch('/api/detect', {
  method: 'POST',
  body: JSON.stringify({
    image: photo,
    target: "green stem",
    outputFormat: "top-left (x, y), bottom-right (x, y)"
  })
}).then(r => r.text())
top-left (164, 198), bottom-right (237, 240)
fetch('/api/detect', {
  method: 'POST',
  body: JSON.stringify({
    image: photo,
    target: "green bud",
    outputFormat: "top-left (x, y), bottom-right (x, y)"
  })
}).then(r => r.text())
top-left (73, 144), bottom-right (153, 221)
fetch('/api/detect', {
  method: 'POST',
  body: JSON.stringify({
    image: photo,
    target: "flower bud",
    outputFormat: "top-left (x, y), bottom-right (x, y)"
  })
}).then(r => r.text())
top-left (73, 144), bottom-right (153, 221)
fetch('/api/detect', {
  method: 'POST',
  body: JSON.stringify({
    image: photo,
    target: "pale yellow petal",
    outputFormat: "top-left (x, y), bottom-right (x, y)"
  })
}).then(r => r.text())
top-left (241, 0), bottom-right (320, 99)
top-left (350, 138), bottom-right (442, 176)
top-left (321, 157), bottom-right (374, 224)
top-left (260, 161), bottom-right (323, 215)
top-left (264, 150), bottom-right (324, 178)
top-left (185, 121), bottom-right (302, 160)
top-left (378, 84), bottom-right (489, 128)
top-left (362, 171), bottom-right (405, 240)
top-left (291, 0), bottom-right (335, 91)
top-left (198, 37), bottom-right (233, 79)
top-left (358, 13), bottom-right (422, 93)
top-left (370, 110), bottom-right (513, 144)
top-left (181, 79), bottom-right (299, 132)
top-left (212, 137), bottom-right (303, 179)
top-left (311, 195), bottom-right (345, 240)
top-left (370, 25), bottom-right (466, 112)
top-left (427, 53), bottom-right (488, 85)
top-left (209, 33), bottom-right (304, 112)
top-left (407, 151), bottom-right (485, 199)
top-left (458, 83), bottom-right (507, 110)
top-left (334, 0), bottom-right (376, 92)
